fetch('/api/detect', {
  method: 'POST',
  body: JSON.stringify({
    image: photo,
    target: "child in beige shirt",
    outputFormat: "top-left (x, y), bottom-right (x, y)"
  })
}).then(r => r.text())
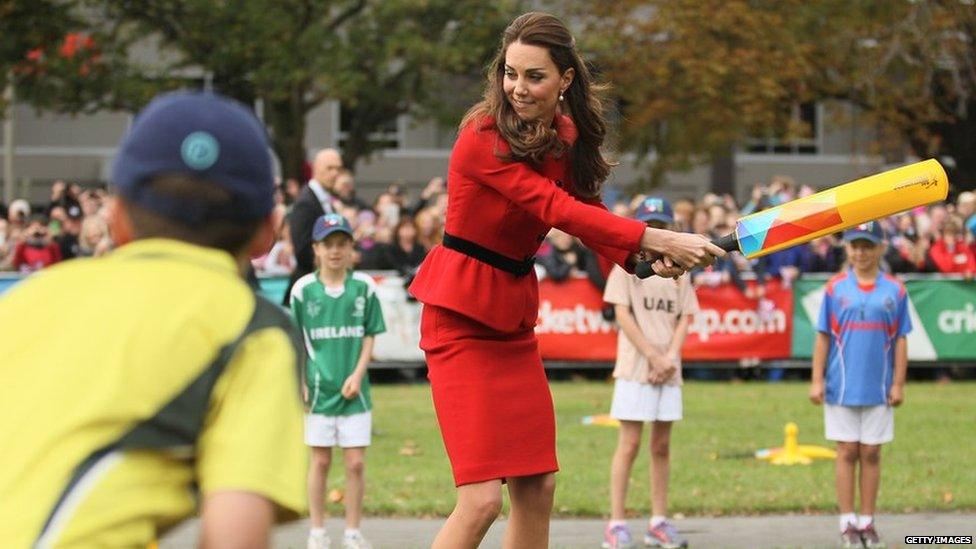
top-left (601, 197), bottom-right (698, 549)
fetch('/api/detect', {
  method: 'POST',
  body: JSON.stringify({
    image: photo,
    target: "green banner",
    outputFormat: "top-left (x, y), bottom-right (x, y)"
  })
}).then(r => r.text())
top-left (791, 277), bottom-right (828, 359)
top-left (791, 275), bottom-right (976, 361)
top-left (905, 279), bottom-right (976, 360)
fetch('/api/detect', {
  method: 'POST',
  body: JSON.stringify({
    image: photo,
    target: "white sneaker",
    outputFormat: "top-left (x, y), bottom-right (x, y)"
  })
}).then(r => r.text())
top-left (307, 531), bottom-right (331, 549)
top-left (343, 531), bottom-right (372, 549)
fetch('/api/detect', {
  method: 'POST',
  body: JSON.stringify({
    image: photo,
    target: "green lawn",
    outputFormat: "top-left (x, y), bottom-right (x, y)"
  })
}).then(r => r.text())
top-left (333, 380), bottom-right (974, 518)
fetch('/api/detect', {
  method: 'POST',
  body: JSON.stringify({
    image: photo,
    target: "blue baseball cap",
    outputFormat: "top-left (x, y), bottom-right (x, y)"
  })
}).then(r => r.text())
top-left (843, 221), bottom-right (885, 244)
top-left (312, 213), bottom-right (353, 241)
top-left (111, 91), bottom-right (275, 225)
top-left (634, 196), bottom-right (674, 224)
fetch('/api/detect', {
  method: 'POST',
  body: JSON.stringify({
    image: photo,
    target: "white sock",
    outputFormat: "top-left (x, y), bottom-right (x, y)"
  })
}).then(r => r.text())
top-left (344, 528), bottom-right (360, 538)
top-left (857, 515), bottom-right (874, 529)
top-left (309, 527), bottom-right (327, 538)
top-left (650, 516), bottom-right (667, 528)
top-left (839, 513), bottom-right (857, 531)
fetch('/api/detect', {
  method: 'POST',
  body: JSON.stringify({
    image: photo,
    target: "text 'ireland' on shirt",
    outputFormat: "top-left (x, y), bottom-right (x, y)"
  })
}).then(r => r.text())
top-left (290, 271), bottom-right (386, 416)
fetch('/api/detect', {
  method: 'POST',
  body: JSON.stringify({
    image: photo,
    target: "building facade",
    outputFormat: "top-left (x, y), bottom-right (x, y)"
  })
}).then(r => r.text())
top-left (1, 98), bottom-right (888, 205)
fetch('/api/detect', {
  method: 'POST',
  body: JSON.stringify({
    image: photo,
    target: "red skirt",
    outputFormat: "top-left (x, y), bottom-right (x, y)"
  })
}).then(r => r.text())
top-left (420, 305), bottom-right (558, 486)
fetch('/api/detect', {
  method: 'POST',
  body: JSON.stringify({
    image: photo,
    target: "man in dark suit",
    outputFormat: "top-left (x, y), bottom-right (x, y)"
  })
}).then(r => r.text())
top-left (283, 148), bottom-right (343, 305)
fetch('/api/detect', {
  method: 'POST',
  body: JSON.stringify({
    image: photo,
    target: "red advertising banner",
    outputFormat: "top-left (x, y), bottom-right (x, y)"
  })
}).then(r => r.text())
top-left (683, 279), bottom-right (793, 360)
top-left (535, 277), bottom-right (793, 361)
top-left (536, 278), bottom-right (617, 360)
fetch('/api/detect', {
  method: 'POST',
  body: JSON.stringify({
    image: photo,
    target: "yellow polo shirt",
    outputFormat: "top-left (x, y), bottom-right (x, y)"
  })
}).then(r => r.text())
top-left (0, 239), bottom-right (306, 548)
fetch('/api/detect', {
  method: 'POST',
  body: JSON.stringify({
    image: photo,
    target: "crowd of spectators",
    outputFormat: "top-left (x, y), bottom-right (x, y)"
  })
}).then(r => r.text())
top-left (248, 151), bottom-right (448, 290)
top-left (3, 166), bottom-right (975, 292)
top-left (0, 181), bottom-right (111, 273)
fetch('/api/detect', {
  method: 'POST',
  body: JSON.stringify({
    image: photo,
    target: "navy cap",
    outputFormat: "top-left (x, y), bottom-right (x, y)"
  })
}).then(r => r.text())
top-left (312, 213), bottom-right (353, 241)
top-left (843, 221), bottom-right (885, 244)
top-left (634, 196), bottom-right (674, 224)
top-left (111, 91), bottom-right (274, 225)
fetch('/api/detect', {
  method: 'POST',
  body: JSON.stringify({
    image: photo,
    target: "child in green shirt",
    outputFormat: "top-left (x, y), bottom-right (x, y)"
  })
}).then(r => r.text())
top-left (290, 213), bottom-right (386, 549)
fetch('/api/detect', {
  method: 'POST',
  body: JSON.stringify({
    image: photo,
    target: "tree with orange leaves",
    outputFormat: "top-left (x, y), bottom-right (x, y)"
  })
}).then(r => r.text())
top-left (576, 0), bottom-right (976, 194)
top-left (577, 0), bottom-right (814, 191)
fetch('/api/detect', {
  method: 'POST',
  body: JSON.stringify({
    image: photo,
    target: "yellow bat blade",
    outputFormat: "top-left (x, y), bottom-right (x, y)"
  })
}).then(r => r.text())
top-left (735, 159), bottom-right (948, 259)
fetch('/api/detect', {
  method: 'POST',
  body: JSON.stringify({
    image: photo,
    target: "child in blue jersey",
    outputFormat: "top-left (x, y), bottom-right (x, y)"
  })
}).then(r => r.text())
top-left (810, 221), bottom-right (910, 549)
top-left (290, 213), bottom-right (386, 549)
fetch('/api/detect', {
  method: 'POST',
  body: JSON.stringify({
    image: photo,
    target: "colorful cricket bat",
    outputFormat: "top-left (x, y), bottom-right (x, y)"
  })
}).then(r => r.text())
top-left (637, 158), bottom-right (949, 278)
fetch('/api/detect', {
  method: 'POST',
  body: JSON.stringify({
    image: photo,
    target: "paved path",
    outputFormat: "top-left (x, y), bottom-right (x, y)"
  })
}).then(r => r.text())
top-left (161, 513), bottom-right (974, 548)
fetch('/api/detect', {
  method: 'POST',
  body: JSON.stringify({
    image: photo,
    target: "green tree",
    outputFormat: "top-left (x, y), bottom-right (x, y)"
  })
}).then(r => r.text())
top-left (1, 0), bottom-right (71, 93)
top-left (0, 0), bottom-right (101, 112)
top-left (94, 0), bottom-right (517, 179)
top-left (1, 1), bottom-right (127, 202)
top-left (323, 1), bottom-right (510, 170)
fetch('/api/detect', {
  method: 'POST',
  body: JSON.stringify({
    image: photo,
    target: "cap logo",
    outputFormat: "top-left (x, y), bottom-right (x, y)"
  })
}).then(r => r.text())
top-left (181, 131), bottom-right (220, 170)
top-left (644, 198), bottom-right (663, 212)
top-left (324, 213), bottom-right (343, 226)
top-left (857, 221), bottom-right (873, 231)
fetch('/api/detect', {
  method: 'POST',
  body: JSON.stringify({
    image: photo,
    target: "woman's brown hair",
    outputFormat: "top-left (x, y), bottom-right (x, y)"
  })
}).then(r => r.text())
top-left (460, 12), bottom-right (612, 198)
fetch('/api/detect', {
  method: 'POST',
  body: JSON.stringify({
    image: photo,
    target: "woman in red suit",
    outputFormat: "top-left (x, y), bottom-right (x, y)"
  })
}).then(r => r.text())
top-left (409, 12), bottom-right (724, 548)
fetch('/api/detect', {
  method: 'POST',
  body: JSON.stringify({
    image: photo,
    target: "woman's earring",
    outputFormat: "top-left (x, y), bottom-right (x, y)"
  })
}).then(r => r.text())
top-left (559, 91), bottom-right (565, 102)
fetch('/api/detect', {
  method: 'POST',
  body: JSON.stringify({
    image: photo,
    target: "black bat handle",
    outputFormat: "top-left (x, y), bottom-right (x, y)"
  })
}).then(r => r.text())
top-left (635, 232), bottom-right (739, 279)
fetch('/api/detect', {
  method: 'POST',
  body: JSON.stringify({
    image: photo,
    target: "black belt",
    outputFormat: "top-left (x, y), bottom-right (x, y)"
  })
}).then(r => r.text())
top-left (443, 232), bottom-right (535, 277)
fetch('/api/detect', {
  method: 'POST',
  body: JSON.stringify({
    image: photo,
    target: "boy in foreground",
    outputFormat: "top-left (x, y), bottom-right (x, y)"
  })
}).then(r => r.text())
top-left (0, 91), bottom-right (306, 547)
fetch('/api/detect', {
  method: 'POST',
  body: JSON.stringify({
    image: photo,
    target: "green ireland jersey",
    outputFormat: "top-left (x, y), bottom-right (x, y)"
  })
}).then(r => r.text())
top-left (290, 271), bottom-right (386, 415)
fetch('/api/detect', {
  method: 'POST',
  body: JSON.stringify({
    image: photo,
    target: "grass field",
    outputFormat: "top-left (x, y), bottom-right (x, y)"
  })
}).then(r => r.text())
top-left (328, 380), bottom-right (974, 518)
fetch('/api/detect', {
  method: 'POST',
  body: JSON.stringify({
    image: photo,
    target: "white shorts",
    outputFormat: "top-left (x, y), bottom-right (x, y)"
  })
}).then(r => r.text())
top-left (305, 411), bottom-right (372, 448)
top-left (610, 379), bottom-right (682, 422)
top-left (824, 404), bottom-right (893, 445)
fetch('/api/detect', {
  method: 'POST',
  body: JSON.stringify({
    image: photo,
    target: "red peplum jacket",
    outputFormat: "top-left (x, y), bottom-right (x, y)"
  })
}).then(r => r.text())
top-left (408, 114), bottom-right (646, 333)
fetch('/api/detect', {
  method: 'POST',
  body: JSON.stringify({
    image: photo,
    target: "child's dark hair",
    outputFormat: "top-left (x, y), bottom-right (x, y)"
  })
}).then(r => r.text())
top-left (121, 175), bottom-right (261, 254)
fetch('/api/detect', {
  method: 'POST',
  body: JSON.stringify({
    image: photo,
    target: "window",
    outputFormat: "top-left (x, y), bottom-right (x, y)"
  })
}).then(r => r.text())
top-left (334, 102), bottom-right (401, 150)
top-left (746, 102), bottom-right (820, 154)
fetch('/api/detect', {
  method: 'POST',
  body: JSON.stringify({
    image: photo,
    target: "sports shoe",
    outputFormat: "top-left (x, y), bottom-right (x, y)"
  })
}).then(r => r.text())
top-left (859, 522), bottom-right (886, 549)
top-left (307, 531), bottom-right (330, 549)
top-left (644, 520), bottom-right (688, 548)
top-left (602, 522), bottom-right (636, 548)
top-left (840, 523), bottom-right (862, 548)
top-left (342, 531), bottom-right (373, 549)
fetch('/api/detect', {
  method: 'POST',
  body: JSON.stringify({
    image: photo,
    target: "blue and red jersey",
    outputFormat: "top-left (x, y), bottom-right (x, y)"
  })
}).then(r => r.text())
top-left (816, 269), bottom-right (912, 406)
